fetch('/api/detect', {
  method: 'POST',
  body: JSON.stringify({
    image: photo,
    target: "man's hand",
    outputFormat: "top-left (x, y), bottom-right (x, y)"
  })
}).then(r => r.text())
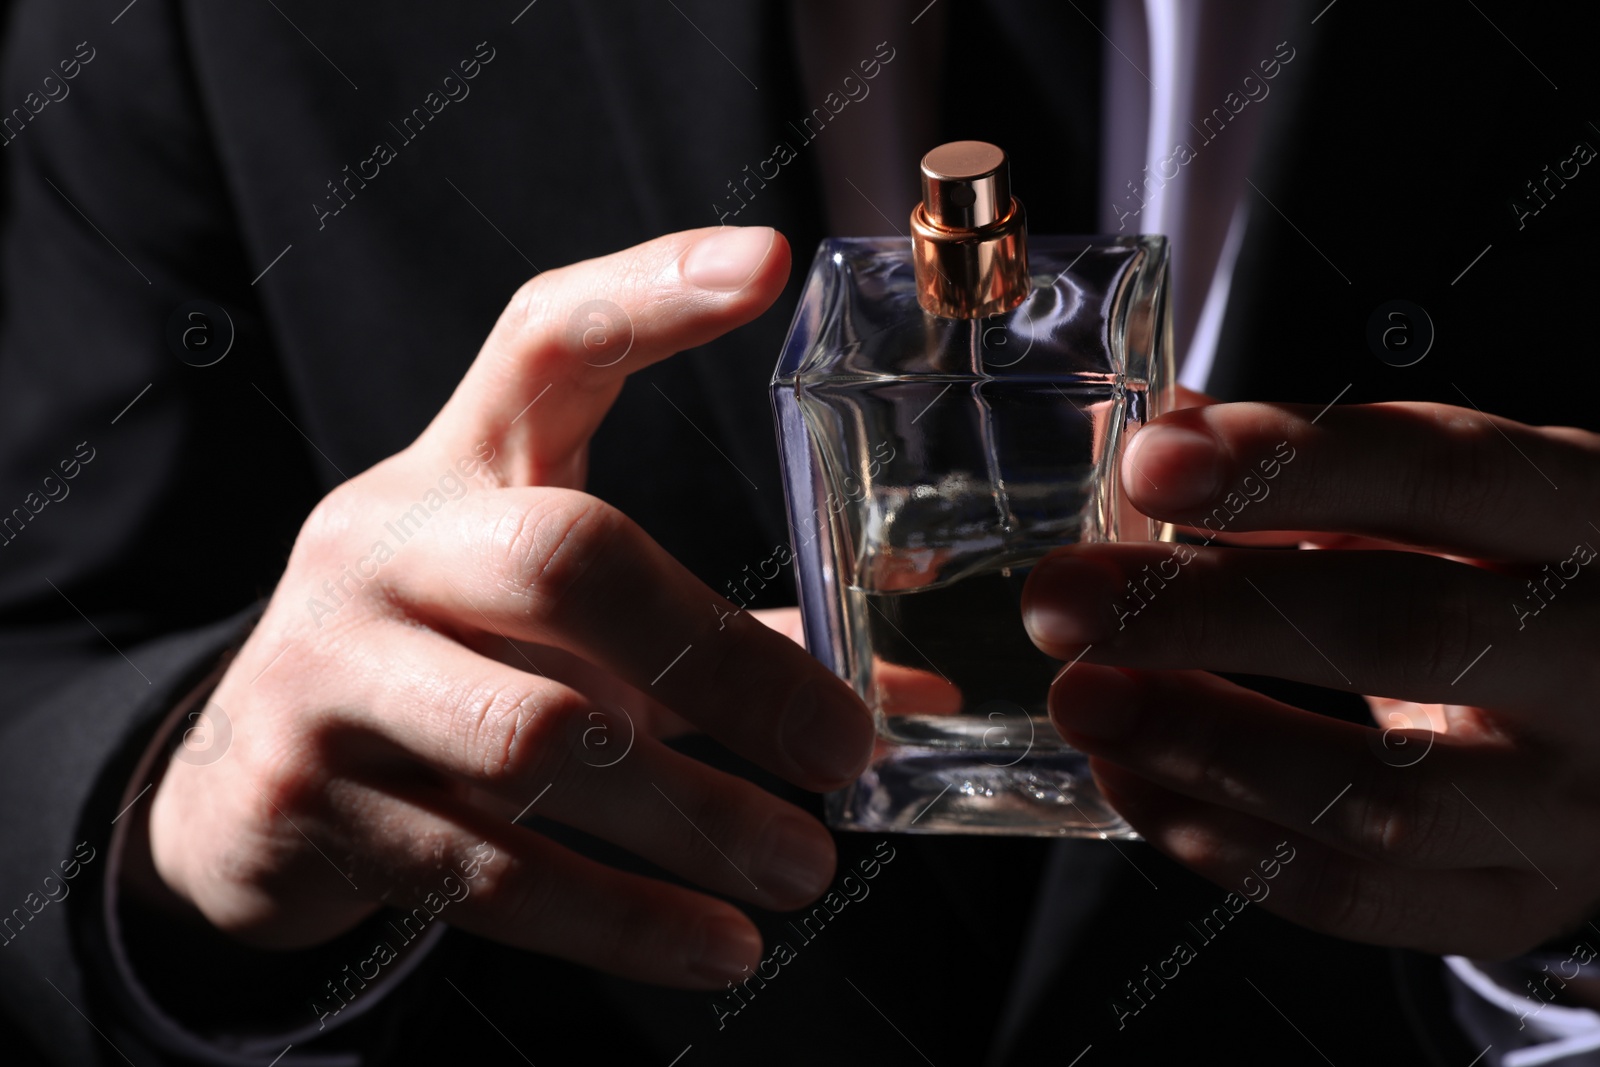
top-left (1021, 397), bottom-right (1600, 958)
top-left (143, 226), bottom-right (875, 988)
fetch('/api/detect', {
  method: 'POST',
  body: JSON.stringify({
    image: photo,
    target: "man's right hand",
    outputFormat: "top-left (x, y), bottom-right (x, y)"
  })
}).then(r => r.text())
top-left (142, 226), bottom-right (874, 988)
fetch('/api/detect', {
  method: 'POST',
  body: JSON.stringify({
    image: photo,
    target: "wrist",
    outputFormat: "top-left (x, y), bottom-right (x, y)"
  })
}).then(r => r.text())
top-left (104, 644), bottom-right (445, 1048)
top-left (115, 651), bottom-right (229, 924)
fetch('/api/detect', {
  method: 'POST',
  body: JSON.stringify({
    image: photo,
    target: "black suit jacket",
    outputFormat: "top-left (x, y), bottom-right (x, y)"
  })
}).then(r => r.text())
top-left (2, 1), bottom-right (1593, 1064)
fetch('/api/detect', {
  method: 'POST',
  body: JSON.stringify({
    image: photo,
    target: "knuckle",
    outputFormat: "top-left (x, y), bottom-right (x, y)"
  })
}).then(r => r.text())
top-left (502, 271), bottom-right (638, 391)
top-left (674, 782), bottom-right (749, 872)
top-left (688, 611), bottom-right (801, 747)
top-left (590, 895), bottom-right (681, 976)
top-left (504, 277), bottom-right (557, 344)
top-left (486, 491), bottom-right (621, 615)
top-left (297, 482), bottom-right (366, 553)
top-left (1349, 767), bottom-right (1450, 865)
top-left (1164, 558), bottom-right (1221, 662)
top-left (449, 679), bottom-right (571, 783)
top-left (396, 830), bottom-right (461, 881)
top-left (249, 738), bottom-right (329, 825)
top-left (286, 480), bottom-right (400, 626)
top-left (472, 848), bottom-right (553, 928)
top-left (1409, 410), bottom-right (1503, 531)
top-left (601, 895), bottom-right (697, 979)
top-left (693, 615), bottom-right (760, 706)
top-left (1173, 709), bottom-right (1248, 805)
top-left (1290, 844), bottom-right (1373, 936)
top-left (476, 844), bottom-right (680, 975)
top-left (1176, 603), bottom-right (1216, 666)
top-left (1362, 559), bottom-right (1481, 690)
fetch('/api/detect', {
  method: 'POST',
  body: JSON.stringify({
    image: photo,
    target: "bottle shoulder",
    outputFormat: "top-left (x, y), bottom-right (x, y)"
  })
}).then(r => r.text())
top-left (772, 235), bottom-right (1169, 387)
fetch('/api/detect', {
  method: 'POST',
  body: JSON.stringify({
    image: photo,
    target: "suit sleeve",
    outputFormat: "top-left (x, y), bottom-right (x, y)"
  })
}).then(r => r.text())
top-left (0, 1), bottom-right (420, 1061)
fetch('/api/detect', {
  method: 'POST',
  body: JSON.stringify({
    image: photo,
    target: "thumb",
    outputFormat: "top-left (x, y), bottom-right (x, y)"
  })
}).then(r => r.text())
top-left (417, 225), bottom-right (789, 486)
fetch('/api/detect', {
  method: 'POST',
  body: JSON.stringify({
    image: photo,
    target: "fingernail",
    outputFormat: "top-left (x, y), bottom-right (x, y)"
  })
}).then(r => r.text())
top-left (681, 226), bottom-right (775, 291)
top-left (1126, 424), bottom-right (1225, 511)
top-left (758, 817), bottom-right (834, 903)
top-left (1024, 555), bottom-right (1118, 648)
top-left (1049, 663), bottom-right (1140, 741)
top-left (688, 914), bottom-right (762, 985)
top-left (781, 680), bottom-right (873, 784)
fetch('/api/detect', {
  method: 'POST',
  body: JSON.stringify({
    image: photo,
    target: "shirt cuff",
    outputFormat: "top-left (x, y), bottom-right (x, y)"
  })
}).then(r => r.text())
top-left (1445, 955), bottom-right (1600, 1067)
top-left (102, 645), bottom-right (446, 1065)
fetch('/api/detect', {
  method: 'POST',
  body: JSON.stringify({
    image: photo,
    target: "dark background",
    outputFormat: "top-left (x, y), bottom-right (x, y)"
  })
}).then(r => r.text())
top-left (2, 0), bottom-right (1596, 1063)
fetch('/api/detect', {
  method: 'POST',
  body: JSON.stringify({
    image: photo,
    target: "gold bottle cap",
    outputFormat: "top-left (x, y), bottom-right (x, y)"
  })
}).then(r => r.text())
top-left (912, 141), bottom-right (1029, 319)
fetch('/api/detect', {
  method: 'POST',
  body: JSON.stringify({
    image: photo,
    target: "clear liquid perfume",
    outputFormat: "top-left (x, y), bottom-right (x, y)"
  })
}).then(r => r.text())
top-left (771, 141), bottom-right (1172, 836)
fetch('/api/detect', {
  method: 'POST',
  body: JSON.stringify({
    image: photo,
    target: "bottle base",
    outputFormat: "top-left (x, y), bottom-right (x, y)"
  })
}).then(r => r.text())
top-left (825, 743), bottom-right (1139, 838)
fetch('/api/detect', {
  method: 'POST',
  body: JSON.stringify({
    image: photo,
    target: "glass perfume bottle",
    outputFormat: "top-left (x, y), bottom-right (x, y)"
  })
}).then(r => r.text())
top-left (771, 141), bottom-right (1172, 836)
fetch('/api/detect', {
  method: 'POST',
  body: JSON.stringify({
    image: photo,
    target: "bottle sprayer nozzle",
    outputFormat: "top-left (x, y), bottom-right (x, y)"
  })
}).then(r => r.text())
top-left (911, 141), bottom-right (1029, 318)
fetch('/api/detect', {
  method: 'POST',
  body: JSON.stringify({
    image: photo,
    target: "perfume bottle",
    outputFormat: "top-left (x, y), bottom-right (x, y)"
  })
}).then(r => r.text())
top-left (770, 141), bottom-right (1172, 836)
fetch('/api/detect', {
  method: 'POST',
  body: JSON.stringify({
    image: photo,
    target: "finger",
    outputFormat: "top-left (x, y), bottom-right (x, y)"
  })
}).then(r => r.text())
top-left (752, 606), bottom-right (806, 646)
top-left (1123, 386), bottom-right (1214, 506)
top-left (874, 659), bottom-right (963, 717)
top-left (1365, 696), bottom-right (1491, 732)
top-left (337, 625), bottom-right (837, 911)
top-left (479, 637), bottom-right (693, 739)
top-left (1168, 527), bottom-right (1322, 547)
top-left (1090, 760), bottom-right (1547, 958)
top-left (299, 781), bottom-right (765, 988)
top-left (1121, 400), bottom-right (1599, 561)
top-left (1020, 542), bottom-right (1583, 711)
top-left (687, 607), bottom-right (961, 715)
top-left (485, 606), bottom-right (932, 757)
top-left (419, 226), bottom-right (790, 485)
top-left (1048, 663), bottom-right (1535, 869)
top-left (1163, 528), bottom-right (1416, 549)
top-left (379, 486), bottom-right (874, 791)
